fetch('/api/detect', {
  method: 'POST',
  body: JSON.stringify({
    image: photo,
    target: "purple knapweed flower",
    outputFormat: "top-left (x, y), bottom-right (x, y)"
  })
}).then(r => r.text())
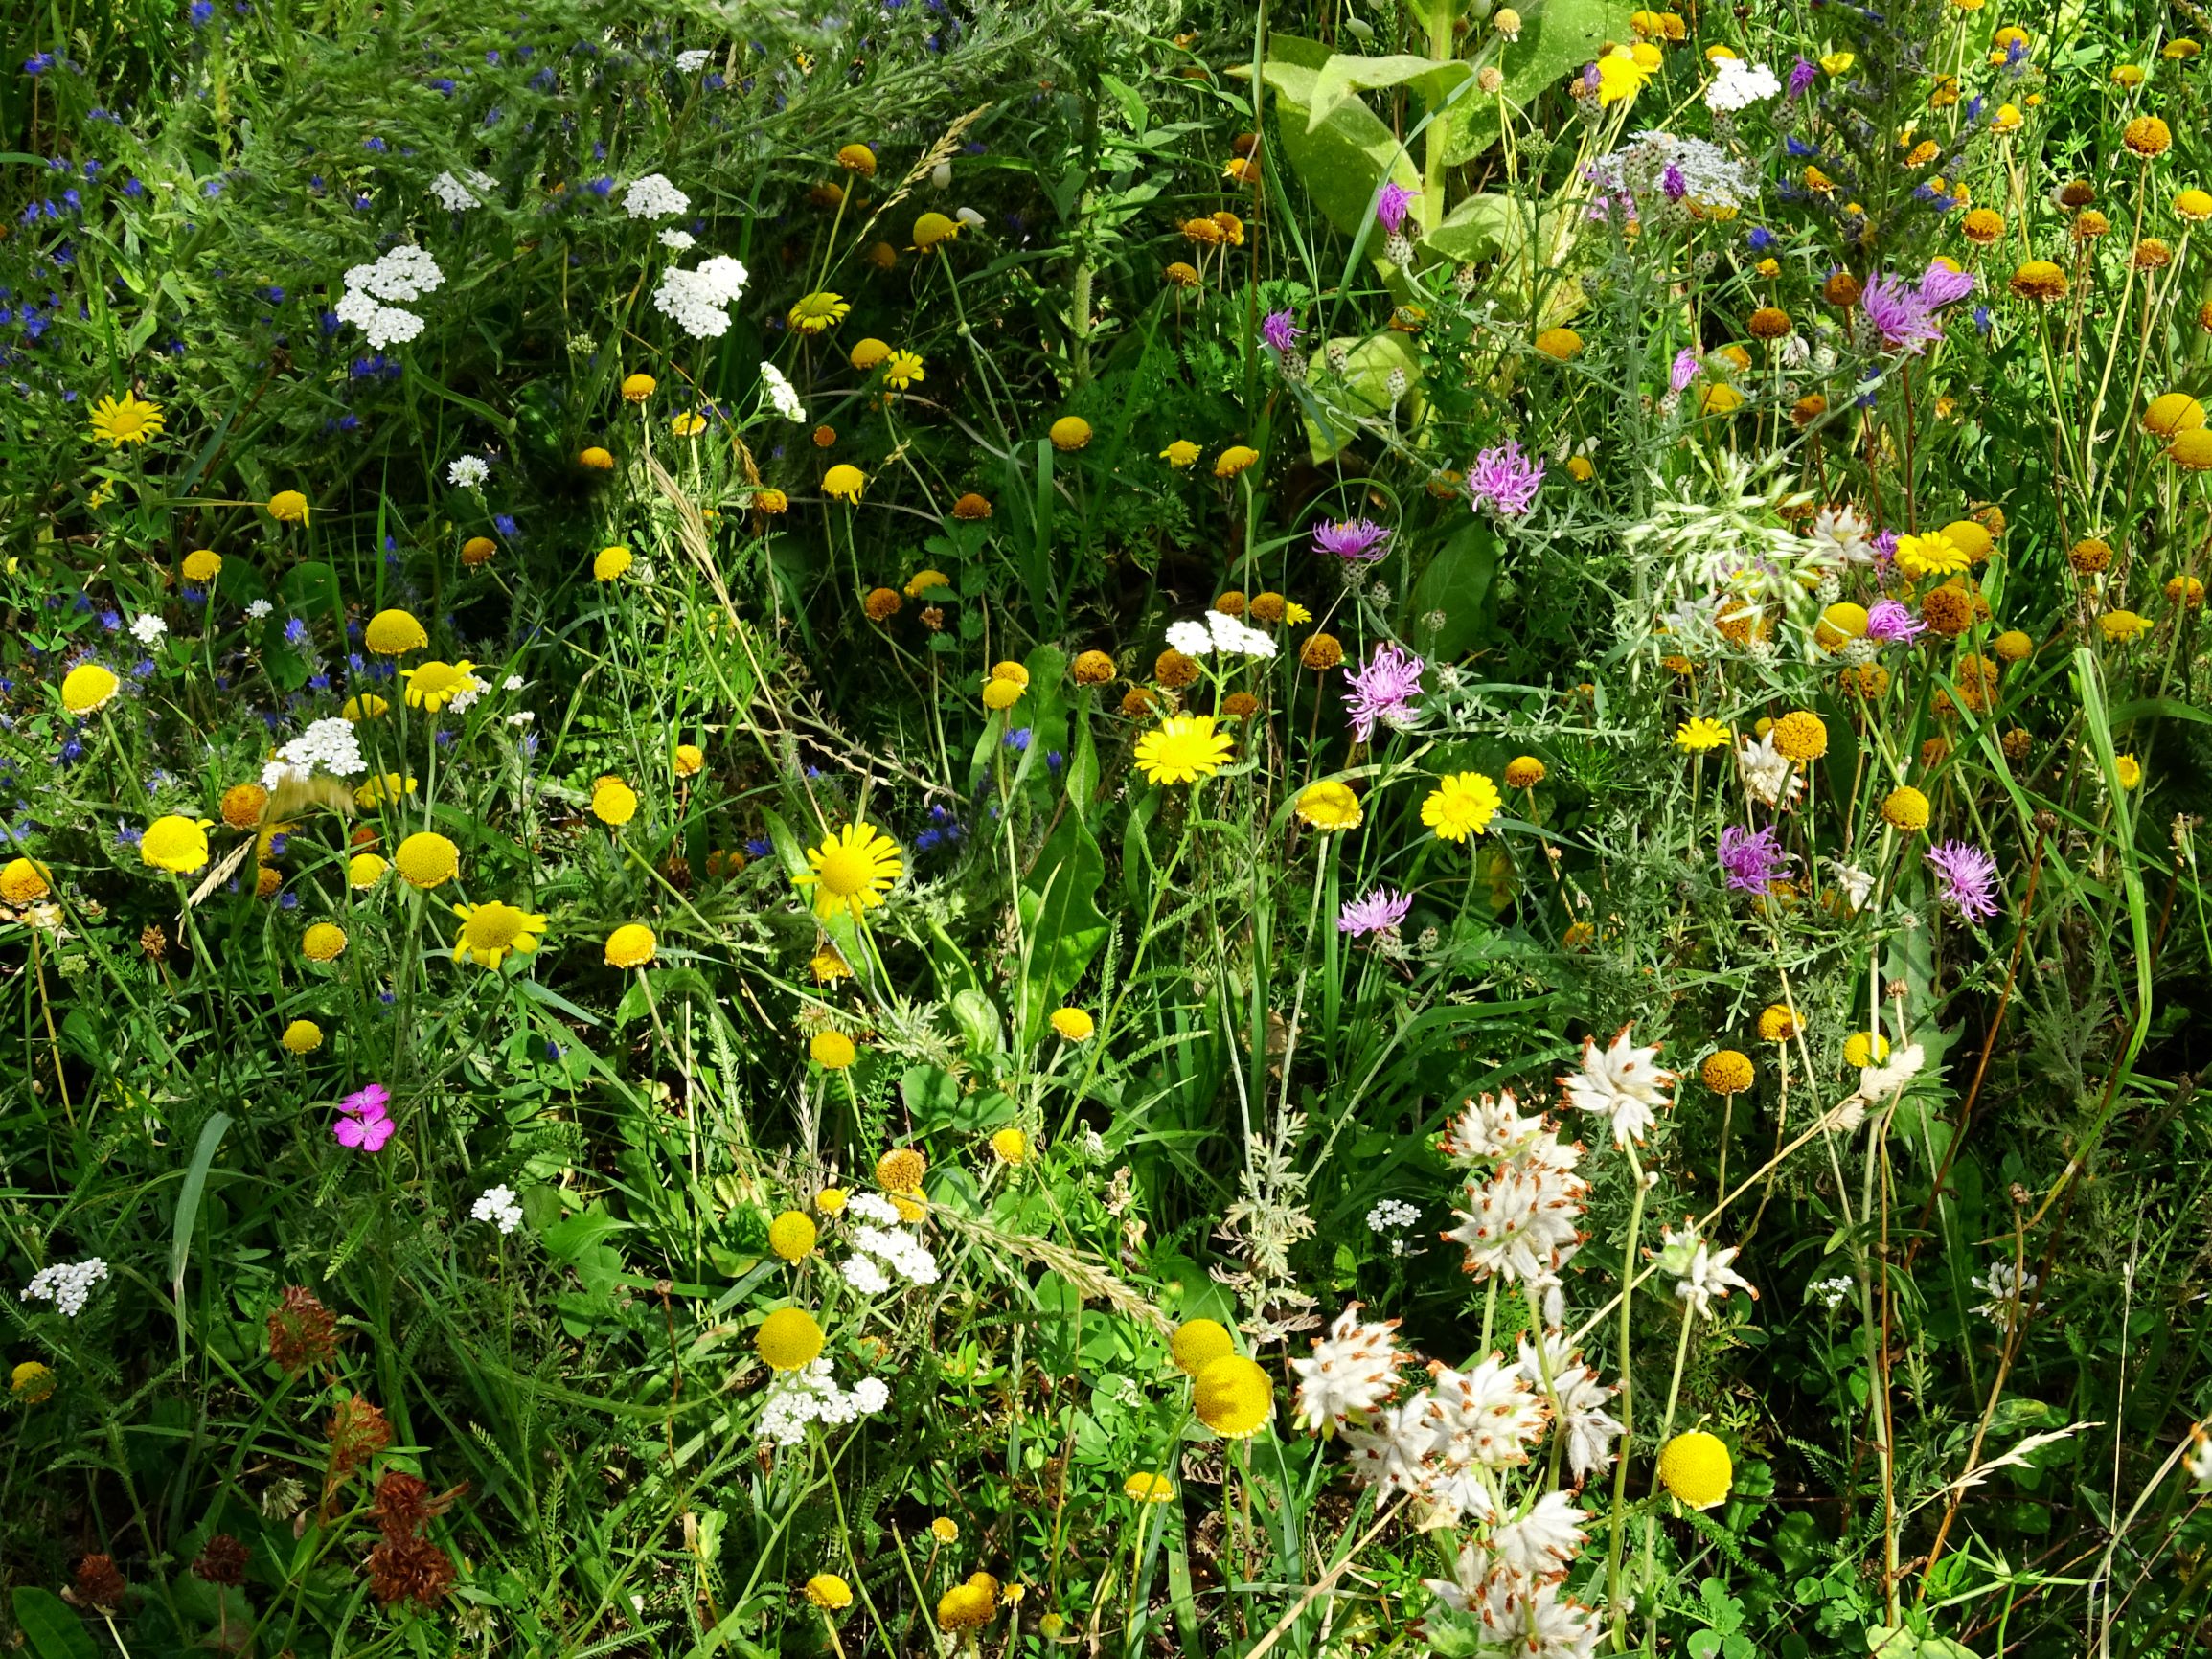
top-left (1926, 840), bottom-right (2000, 921)
top-left (1261, 308), bottom-right (1303, 353)
top-left (1860, 263), bottom-right (1974, 354)
top-left (1788, 57), bottom-right (1818, 97)
top-left (1863, 598), bottom-right (1926, 645)
top-left (1345, 642), bottom-right (1426, 743)
top-left (1719, 824), bottom-right (1790, 895)
top-left (1312, 518), bottom-right (1392, 561)
top-left (1670, 349), bottom-right (1701, 393)
top-left (1338, 886), bottom-right (1413, 937)
top-left (1375, 180), bottom-right (1419, 235)
top-left (1466, 440), bottom-right (1544, 518)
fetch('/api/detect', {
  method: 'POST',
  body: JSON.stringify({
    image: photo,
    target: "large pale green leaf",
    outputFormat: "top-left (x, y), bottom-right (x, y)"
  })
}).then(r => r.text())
top-left (1307, 51), bottom-right (1472, 136)
top-left (1409, 519), bottom-right (1500, 657)
top-left (1262, 36), bottom-right (1421, 239)
top-left (1298, 330), bottom-right (1423, 462)
top-left (1016, 811), bottom-right (1108, 1048)
top-left (1443, 0), bottom-right (1631, 165)
top-left (1420, 192), bottom-right (1519, 264)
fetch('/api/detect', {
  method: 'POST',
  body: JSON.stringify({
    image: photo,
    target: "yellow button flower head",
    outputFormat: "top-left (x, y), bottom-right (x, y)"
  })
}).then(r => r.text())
top-left (349, 852), bottom-right (388, 889)
top-left (604, 923), bottom-right (656, 968)
top-left (302, 922), bottom-right (349, 963)
top-left (1295, 780), bottom-right (1363, 831)
top-left (182, 548), bottom-right (222, 583)
top-left (883, 350), bottom-right (924, 391)
top-left (1050, 416), bottom-right (1093, 451)
top-left (1504, 756), bottom-right (1547, 788)
top-left (810, 1029), bottom-right (857, 1069)
top-left (982, 677), bottom-right (1022, 712)
top-left (1159, 439), bottom-right (1200, 467)
top-left (364, 608), bottom-right (429, 655)
top-left (930, 1516), bottom-right (961, 1544)
top-left (2172, 429), bottom-right (2212, 471)
top-left (912, 211), bottom-right (960, 251)
top-left (769, 1210), bottom-right (819, 1261)
top-left (990, 1126), bottom-right (1030, 1164)
top-left (805, 1573), bottom-right (853, 1610)
top-left (0, 857), bottom-right (51, 904)
top-left (810, 946), bottom-right (854, 983)
top-left (579, 445), bottom-right (615, 470)
top-left (1844, 1031), bottom-right (1891, 1067)
top-left (621, 373), bottom-right (657, 402)
top-left (341, 693), bottom-right (389, 721)
top-left (1213, 444), bottom-right (1260, 478)
top-left (1701, 1049), bottom-right (1754, 1094)
top-left (1421, 772), bottom-right (1501, 843)
top-left (452, 900), bottom-right (547, 969)
top-left (281, 1018), bottom-right (324, 1055)
top-left (1050, 1007), bottom-right (1095, 1042)
top-left (1170, 1317), bottom-right (1236, 1375)
top-left (904, 568), bottom-right (952, 599)
top-left (671, 411), bottom-right (706, 437)
top-left (1133, 715), bottom-right (1234, 786)
top-left (1771, 710), bottom-right (1828, 762)
top-left (850, 337), bottom-right (892, 370)
top-left (936, 1576), bottom-right (998, 1632)
top-left (1659, 1431), bottom-right (1733, 1509)
top-left (594, 545), bottom-right (633, 582)
top-left (2176, 189), bottom-right (2212, 223)
top-left (815, 1187), bottom-right (849, 1215)
top-left (793, 821), bottom-right (903, 920)
top-left (787, 291), bottom-right (851, 334)
top-left (756, 1307), bottom-right (824, 1372)
top-left (823, 464), bottom-right (866, 503)
top-left (11, 1360), bottom-right (56, 1404)
top-left (1757, 1003), bottom-right (1798, 1042)
top-left (61, 662), bottom-right (120, 715)
top-left (1536, 327), bottom-right (1584, 360)
top-left (877, 1147), bottom-right (926, 1191)
top-left (462, 535), bottom-right (498, 565)
top-left (2098, 609), bottom-right (2149, 642)
top-left (267, 489), bottom-right (309, 524)
top-left (1881, 785), bottom-right (1930, 831)
top-left (88, 391), bottom-right (164, 445)
top-left (394, 831), bottom-right (460, 889)
top-left (1675, 717), bottom-right (1729, 752)
top-left (400, 659), bottom-right (478, 710)
top-left (592, 777), bottom-right (639, 826)
top-left (2009, 260), bottom-right (2068, 302)
top-left (1124, 1472), bottom-right (1174, 1502)
top-left (836, 141), bottom-right (877, 174)
top-left (2144, 392), bottom-right (2207, 438)
top-left (141, 815), bottom-right (212, 875)
top-left (1195, 1354), bottom-right (1274, 1437)
top-left (674, 742), bottom-right (705, 777)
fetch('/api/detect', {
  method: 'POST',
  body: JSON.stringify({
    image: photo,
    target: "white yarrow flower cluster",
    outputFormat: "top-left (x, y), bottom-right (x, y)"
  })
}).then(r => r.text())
top-left (652, 254), bottom-right (748, 340)
top-left (262, 716), bottom-right (367, 789)
top-left (1588, 130), bottom-right (1756, 212)
top-left (760, 362), bottom-right (805, 421)
top-left (131, 613), bottom-right (168, 646)
top-left (674, 48), bottom-right (714, 72)
top-left (335, 245), bottom-right (444, 351)
top-left (1165, 609), bottom-right (1277, 660)
top-left (428, 169), bottom-right (496, 212)
top-left (841, 1224), bottom-right (940, 1292)
top-left (447, 454), bottom-right (490, 489)
top-left (757, 1358), bottom-right (892, 1446)
top-left (1366, 1198), bottom-right (1419, 1234)
top-left (24, 1257), bottom-right (109, 1317)
top-left (1560, 1027), bottom-right (1675, 1148)
top-left (1705, 57), bottom-right (1781, 112)
top-left (659, 227), bottom-right (696, 251)
top-left (623, 171), bottom-right (691, 219)
top-left (1809, 1274), bottom-right (1855, 1310)
top-left (471, 1185), bottom-right (524, 1234)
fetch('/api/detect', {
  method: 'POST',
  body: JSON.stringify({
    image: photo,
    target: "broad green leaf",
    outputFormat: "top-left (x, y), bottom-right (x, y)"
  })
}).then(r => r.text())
top-left (1017, 811), bottom-right (1109, 1047)
top-left (12, 1588), bottom-right (99, 1659)
top-left (1307, 52), bottom-right (1472, 136)
top-left (1409, 518), bottom-right (1499, 657)
top-left (1298, 330), bottom-right (1423, 462)
top-left (1419, 192), bottom-right (1519, 263)
top-left (1443, 0), bottom-right (1631, 165)
top-left (1262, 38), bottom-right (1421, 239)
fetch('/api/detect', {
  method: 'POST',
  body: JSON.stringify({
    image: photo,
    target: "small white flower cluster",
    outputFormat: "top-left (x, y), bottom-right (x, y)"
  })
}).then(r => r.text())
top-left (1589, 130), bottom-right (1756, 213)
top-left (760, 362), bottom-right (805, 421)
top-left (624, 172), bottom-right (691, 220)
top-left (447, 454), bottom-right (490, 489)
top-left (1443, 1090), bottom-right (1587, 1318)
top-left (1365, 1198), bottom-right (1419, 1234)
top-left (1704, 57), bottom-right (1781, 113)
top-left (428, 169), bottom-right (497, 212)
top-left (1971, 1260), bottom-right (2040, 1328)
top-left (445, 676), bottom-right (489, 715)
top-left (470, 1185), bottom-right (524, 1234)
top-left (1560, 1026), bottom-right (1675, 1148)
top-left (336, 245), bottom-right (444, 352)
top-left (131, 613), bottom-right (167, 647)
top-left (262, 716), bottom-right (367, 789)
top-left (1736, 730), bottom-right (1806, 809)
top-left (1165, 609), bottom-right (1277, 660)
top-left (2188, 1426), bottom-right (2212, 1487)
top-left (246, 599), bottom-right (274, 620)
top-left (1808, 1274), bottom-right (1855, 1310)
top-left (1658, 1221), bottom-right (1755, 1321)
top-left (674, 48), bottom-right (714, 72)
top-left (659, 227), bottom-right (696, 251)
top-left (840, 1226), bottom-right (940, 1294)
top-left (652, 254), bottom-right (748, 340)
top-left (757, 1358), bottom-right (891, 1446)
top-left (23, 1257), bottom-right (109, 1318)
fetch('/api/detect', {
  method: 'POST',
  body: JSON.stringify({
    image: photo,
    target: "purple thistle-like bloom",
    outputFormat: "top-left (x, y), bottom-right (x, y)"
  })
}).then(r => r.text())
top-left (1926, 840), bottom-right (2000, 921)
top-left (1670, 348), bottom-right (1701, 393)
top-left (1863, 598), bottom-right (1927, 645)
top-left (1261, 308), bottom-right (1303, 353)
top-left (1345, 642), bottom-right (1426, 743)
top-left (1788, 56), bottom-right (1818, 97)
top-left (1338, 885), bottom-right (1414, 937)
top-left (1376, 180), bottom-right (1420, 235)
top-left (1917, 261), bottom-right (1976, 308)
top-left (1312, 517), bottom-right (1392, 561)
top-left (1861, 264), bottom-right (1974, 355)
top-left (1719, 824), bottom-right (1790, 895)
top-left (1466, 440), bottom-right (1545, 518)
top-left (1661, 164), bottom-right (1687, 202)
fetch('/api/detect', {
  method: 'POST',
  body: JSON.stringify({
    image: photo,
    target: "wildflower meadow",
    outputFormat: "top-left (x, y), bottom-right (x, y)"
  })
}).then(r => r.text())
top-left (6, 0), bottom-right (2212, 1653)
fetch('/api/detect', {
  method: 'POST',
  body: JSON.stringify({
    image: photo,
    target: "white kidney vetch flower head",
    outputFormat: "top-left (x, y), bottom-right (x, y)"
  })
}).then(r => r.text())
top-left (1288, 1303), bottom-right (1406, 1431)
top-left (1515, 1330), bottom-right (1623, 1482)
top-left (1438, 1089), bottom-right (1552, 1163)
top-left (1560, 1024), bottom-right (1675, 1147)
top-left (1339, 1392), bottom-right (1444, 1500)
top-left (652, 254), bottom-right (748, 340)
top-left (623, 171), bottom-right (691, 219)
top-left (1489, 1489), bottom-right (1589, 1583)
top-left (1659, 1222), bottom-right (1755, 1320)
